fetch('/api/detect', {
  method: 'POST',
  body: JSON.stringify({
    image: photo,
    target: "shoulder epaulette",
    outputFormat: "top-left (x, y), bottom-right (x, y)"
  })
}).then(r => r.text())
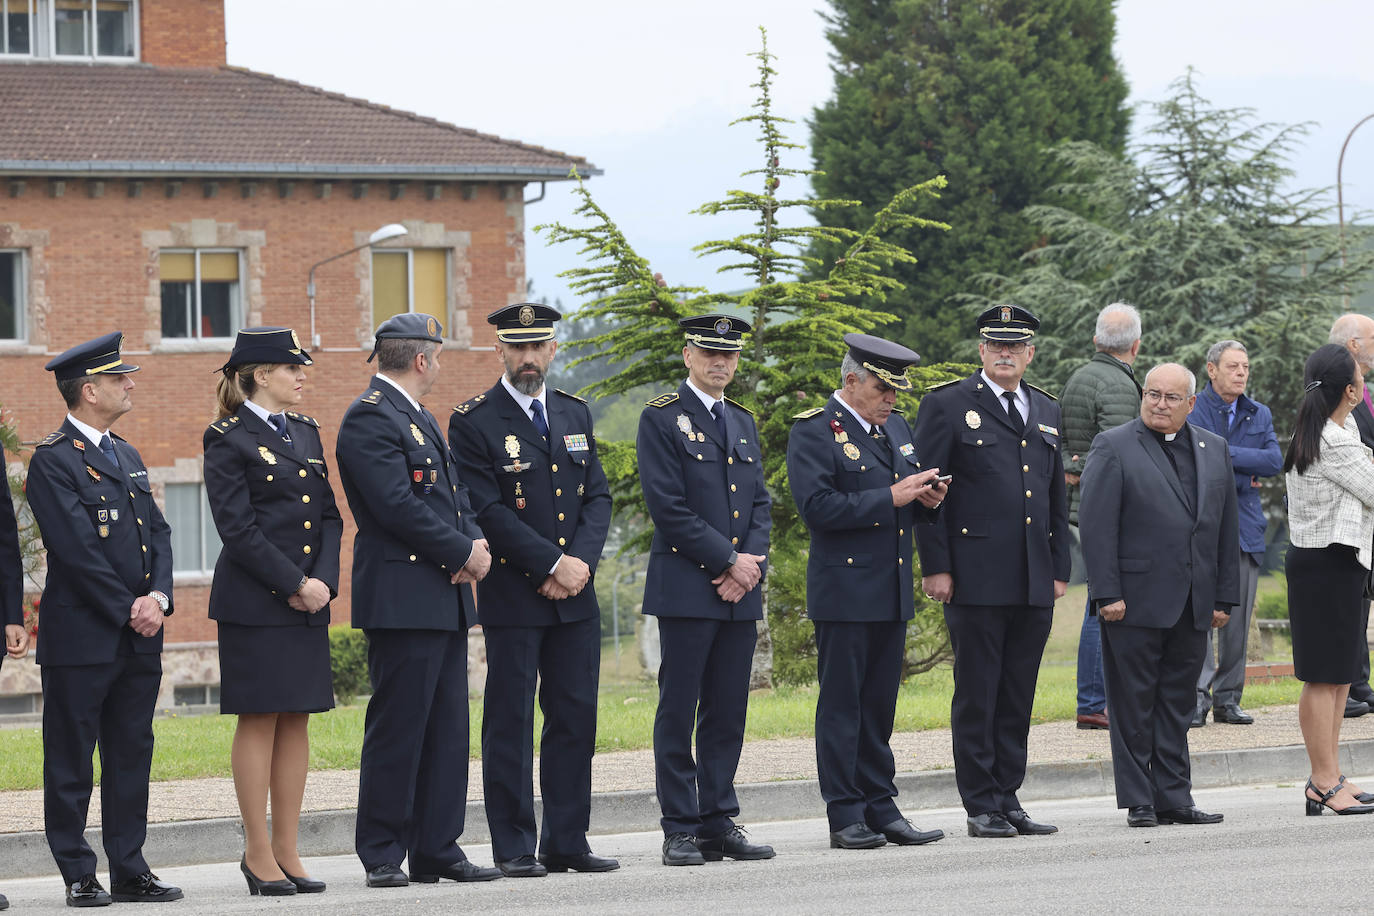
top-left (792, 406), bottom-right (824, 421)
top-left (646, 392), bottom-right (679, 408)
top-left (36, 431), bottom-right (64, 448)
top-left (723, 396), bottom-right (753, 415)
top-left (286, 411), bottom-right (319, 428)
top-left (553, 388), bottom-right (587, 404)
top-left (453, 392), bottom-right (488, 416)
top-left (924, 378), bottom-right (960, 393)
top-left (890, 405), bottom-right (906, 414)
top-left (1025, 382), bottom-right (1058, 402)
top-left (208, 418), bottom-right (236, 435)
top-left (358, 389), bottom-right (383, 406)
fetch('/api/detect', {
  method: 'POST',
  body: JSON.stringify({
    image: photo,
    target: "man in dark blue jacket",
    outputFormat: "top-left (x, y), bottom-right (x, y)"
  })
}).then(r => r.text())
top-left (1187, 340), bottom-right (1280, 727)
top-left (26, 333), bottom-right (181, 906)
top-left (449, 303), bottom-right (615, 877)
top-left (637, 315), bottom-right (772, 866)
top-left (787, 334), bottom-right (947, 850)
top-left (336, 314), bottom-right (499, 887)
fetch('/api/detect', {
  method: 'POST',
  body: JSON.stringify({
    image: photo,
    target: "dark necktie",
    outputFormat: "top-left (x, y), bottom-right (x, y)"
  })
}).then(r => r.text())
top-left (872, 425), bottom-right (886, 443)
top-left (711, 401), bottom-right (728, 444)
top-left (530, 399), bottom-right (549, 439)
top-left (1002, 391), bottom-right (1024, 431)
top-left (99, 433), bottom-right (120, 469)
top-left (269, 413), bottom-right (292, 446)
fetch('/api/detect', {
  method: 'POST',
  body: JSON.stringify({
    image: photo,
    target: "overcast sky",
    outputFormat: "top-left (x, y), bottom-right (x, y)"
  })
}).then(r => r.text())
top-left (224, 0), bottom-right (1374, 310)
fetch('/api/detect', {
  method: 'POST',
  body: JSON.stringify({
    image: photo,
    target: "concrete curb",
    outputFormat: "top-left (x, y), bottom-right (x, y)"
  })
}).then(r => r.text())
top-left (5, 738), bottom-right (1368, 879)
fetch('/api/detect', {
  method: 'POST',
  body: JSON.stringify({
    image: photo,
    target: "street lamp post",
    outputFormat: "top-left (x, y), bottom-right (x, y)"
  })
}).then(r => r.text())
top-left (306, 223), bottom-right (408, 349)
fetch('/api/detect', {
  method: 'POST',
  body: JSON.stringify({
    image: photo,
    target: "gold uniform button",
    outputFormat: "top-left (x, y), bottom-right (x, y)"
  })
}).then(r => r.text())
top-left (101, 496), bottom-right (106, 502)
top-left (302, 495), bottom-right (310, 503)
top-left (847, 557), bottom-right (853, 565)
top-left (129, 491), bottom-right (135, 498)
top-left (860, 465), bottom-right (866, 470)
top-left (899, 529), bottom-right (905, 536)
top-left (727, 457), bottom-right (734, 465)
top-left (731, 537), bottom-right (738, 545)
top-left (1023, 464), bottom-right (1029, 472)
top-left (1025, 490), bottom-right (1032, 498)
top-left (409, 554), bottom-right (417, 561)
top-left (304, 521), bottom-right (311, 530)
top-left (266, 474), bottom-right (273, 482)
top-left (732, 510), bottom-right (740, 519)
top-left (558, 512), bottom-right (565, 521)
top-left (141, 545), bottom-right (147, 552)
top-left (961, 528), bottom-right (969, 535)
top-left (558, 537), bottom-right (566, 546)
top-left (976, 439), bottom-right (983, 446)
top-left (1026, 516), bottom-right (1032, 525)
top-left (551, 463), bottom-right (559, 472)
top-left (500, 557), bottom-right (507, 564)
top-left (556, 488), bottom-right (562, 496)
top-left (137, 518), bottom-right (143, 526)
top-left (898, 557), bottom-right (904, 565)
top-left (696, 454), bottom-right (703, 461)
top-left (873, 522), bottom-right (880, 527)
top-left (893, 473), bottom-right (899, 480)
top-left (1021, 439), bottom-right (1028, 447)
top-left (671, 547), bottom-right (678, 552)
top-left (299, 469), bottom-right (307, 477)
top-left (730, 484), bottom-right (737, 492)
top-left (303, 545), bottom-right (312, 554)
top-left (426, 457), bottom-right (433, 465)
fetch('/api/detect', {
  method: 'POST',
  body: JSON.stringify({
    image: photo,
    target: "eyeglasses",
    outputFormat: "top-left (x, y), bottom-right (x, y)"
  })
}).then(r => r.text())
top-left (1143, 389), bottom-right (1187, 406)
top-left (983, 341), bottom-right (1028, 355)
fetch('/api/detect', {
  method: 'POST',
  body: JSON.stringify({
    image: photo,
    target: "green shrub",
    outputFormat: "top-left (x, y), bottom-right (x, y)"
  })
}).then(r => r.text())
top-left (329, 626), bottom-right (370, 706)
top-left (1254, 573), bottom-right (1288, 620)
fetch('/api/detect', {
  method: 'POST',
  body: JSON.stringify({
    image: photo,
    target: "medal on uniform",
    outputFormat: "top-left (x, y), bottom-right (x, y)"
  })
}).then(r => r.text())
top-left (98, 509), bottom-right (108, 522)
top-left (110, 509), bottom-right (119, 521)
top-left (505, 435), bottom-right (521, 458)
top-left (563, 433), bottom-right (589, 452)
top-left (676, 414), bottom-right (692, 437)
top-left (696, 431), bottom-right (706, 442)
top-left (98, 524), bottom-right (109, 538)
top-left (899, 443), bottom-right (915, 457)
top-left (843, 442), bottom-right (861, 461)
top-left (429, 470), bottom-right (437, 483)
top-left (410, 424), bottom-right (426, 446)
top-left (515, 481), bottom-right (525, 510)
top-left (965, 410), bottom-right (982, 430)
top-left (86, 467), bottom-right (101, 482)
top-left (413, 470), bottom-right (423, 482)
top-left (259, 446), bottom-right (277, 465)
top-left (830, 418), bottom-right (848, 443)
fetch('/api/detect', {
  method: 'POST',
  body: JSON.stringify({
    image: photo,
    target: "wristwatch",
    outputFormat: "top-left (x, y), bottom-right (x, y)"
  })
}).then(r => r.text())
top-left (148, 590), bottom-right (170, 614)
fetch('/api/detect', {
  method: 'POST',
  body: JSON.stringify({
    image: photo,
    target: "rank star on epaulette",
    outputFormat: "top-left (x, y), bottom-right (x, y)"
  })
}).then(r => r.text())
top-left (646, 392), bottom-right (679, 408)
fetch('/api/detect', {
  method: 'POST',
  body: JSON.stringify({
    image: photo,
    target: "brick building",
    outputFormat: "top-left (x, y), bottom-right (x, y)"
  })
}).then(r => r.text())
top-left (0, 0), bottom-right (593, 710)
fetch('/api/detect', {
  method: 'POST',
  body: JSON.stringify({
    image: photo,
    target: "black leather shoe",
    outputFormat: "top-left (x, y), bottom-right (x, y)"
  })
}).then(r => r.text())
top-left (365, 864), bottom-right (408, 888)
top-left (241, 858), bottom-right (295, 897)
top-left (277, 862), bottom-right (325, 894)
top-left (1126, 805), bottom-right (1157, 827)
top-left (0, 892), bottom-right (8, 911)
top-left (828, 822), bottom-right (886, 849)
top-left (1189, 706), bottom-right (1207, 728)
top-left (966, 813), bottom-right (1018, 838)
top-left (1156, 805), bottom-right (1223, 825)
top-left (697, 825), bottom-right (775, 860)
top-left (110, 871), bottom-right (183, 903)
top-left (538, 852), bottom-right (620, 873)
top-left (876, 818), bottom-right (943, 845)
top-left (662, 833), bottom-right (705, 866)
top-left (1005, 809), bottom-right (1058, 835)
top-left (1346, 698), bottom-right (1370, 718)
top-left (409, 860), bottom-right (502, 883)
top-left (1212, 703), bottom-right (1254, 725)
top-left (65, 874), bottom-right (112, 907)
top-left (497, 855), bottom-right (547, 878)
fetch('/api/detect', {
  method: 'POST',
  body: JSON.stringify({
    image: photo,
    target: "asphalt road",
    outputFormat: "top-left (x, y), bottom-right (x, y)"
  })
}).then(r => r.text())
top-left (3, 779), bottom-right (1369, 914)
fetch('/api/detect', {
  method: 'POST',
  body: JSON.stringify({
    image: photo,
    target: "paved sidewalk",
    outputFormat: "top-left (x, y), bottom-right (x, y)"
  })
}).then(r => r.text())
top-left (2, 702), bottom-right (1366, 835)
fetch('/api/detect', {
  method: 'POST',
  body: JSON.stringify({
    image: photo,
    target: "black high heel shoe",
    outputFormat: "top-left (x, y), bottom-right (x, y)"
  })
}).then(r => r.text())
top-left (1305, 778), bottom-right (1374, 816)
top-left (241, 857), bottom-right (297, 896)
top-left (1339, 774), bottom-right (1374, 804)
top-left (277, 862), bottom-right (326, 894)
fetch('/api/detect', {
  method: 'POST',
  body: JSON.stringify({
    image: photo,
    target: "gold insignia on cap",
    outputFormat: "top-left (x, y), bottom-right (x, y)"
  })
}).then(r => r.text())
top-left (1000, 306), bottom-right (1011, 323)
top-left (290, 329), bottom-right (303, 353)
top-left (714, 317), bottom-right (731, 335)
top-left (519, 306), bottom-right (535, 326)
top-left (426, 316), bottom-right (438, 337)
top-left (676, 414), bottom-right (692, 436)
top-left (259, 446), bottom-right (277, 465)
top-left (965, 410), bottom-right (982, 430)
top-left (410, 424), bottom-right (425, 446)
top-left (843, 442), bottom-right (861, 461)
top-left (505, 434), bottom-right (521, 458)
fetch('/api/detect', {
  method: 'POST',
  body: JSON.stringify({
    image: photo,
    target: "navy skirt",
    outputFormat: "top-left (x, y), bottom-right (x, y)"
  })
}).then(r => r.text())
top-left (217, 621), bottom-right (335, 715)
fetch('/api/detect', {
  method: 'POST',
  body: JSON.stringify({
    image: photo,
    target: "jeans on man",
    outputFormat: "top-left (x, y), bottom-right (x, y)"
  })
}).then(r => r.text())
top-left (1076, 599), bottom-right (1106, 716)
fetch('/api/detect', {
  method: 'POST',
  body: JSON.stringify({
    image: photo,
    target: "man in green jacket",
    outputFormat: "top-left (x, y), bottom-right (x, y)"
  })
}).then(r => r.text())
top-left (1059, 303), bottom-right (1143, 730)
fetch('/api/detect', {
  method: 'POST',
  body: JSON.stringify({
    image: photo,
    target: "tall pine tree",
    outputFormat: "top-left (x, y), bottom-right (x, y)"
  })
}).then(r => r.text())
top-left (810, 0), bottom-right (1129, 361)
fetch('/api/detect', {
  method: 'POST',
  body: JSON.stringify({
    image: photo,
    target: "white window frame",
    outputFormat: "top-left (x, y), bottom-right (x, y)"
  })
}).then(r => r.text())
top-left (160, 248), bottom-right (242, 342)
top-left (167, 482), bottom-right (221, 579)
top-left (46, 0), bottom-right (138, 63)
top-left (0, 0), bottom-right (36, 57)
top-left (0, 249), bottom-right (27, 341)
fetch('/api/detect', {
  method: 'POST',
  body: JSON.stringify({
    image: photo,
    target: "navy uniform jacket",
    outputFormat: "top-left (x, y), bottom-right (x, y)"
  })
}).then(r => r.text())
top-left (203, 405), bottom-right (343, 627)
top-left (787, 397), bottom-right (937, 623)
top-left (335, 376), bottom-right (482, 632)
top-left (448, 383), bottom-right (612, 627)
top-left (912, 374), bottom-right (1070, 608)
top-left (0, 445), bottom-right (22, 631)
top-left (637, 382), bottom-right (770, 621)
top-left (26, 420), bottom-right (173, 666)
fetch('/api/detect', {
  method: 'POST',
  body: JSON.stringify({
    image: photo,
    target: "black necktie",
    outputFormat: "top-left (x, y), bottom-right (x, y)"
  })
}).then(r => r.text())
top-left (530, 399), bottom-right (549, 439)
top-left (872, 425), bottom-right (886, 443)
top-left (269, 413), bottom-right (292, 446)
top-left (711, 401), bottom-right (728, 444)
top-left (99, 433), bottom-right (120, 469)
top-left (1002, 391), bottom-right (1023, 431)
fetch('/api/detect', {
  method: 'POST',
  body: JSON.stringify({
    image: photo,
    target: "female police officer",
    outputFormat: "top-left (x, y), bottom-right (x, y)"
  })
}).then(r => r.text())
top-left (203, 328), bottom-right (343, 896)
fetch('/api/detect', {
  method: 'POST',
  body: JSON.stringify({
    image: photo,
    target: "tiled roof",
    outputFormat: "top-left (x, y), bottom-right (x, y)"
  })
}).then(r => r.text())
top-left (0, 63), bottom-right (595, 180)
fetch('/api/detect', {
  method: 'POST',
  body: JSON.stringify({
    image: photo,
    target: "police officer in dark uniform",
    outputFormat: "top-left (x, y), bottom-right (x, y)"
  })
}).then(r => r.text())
top-left (912, 305), bottom-right (1070, 839)
top-left (0, 427), bottom-right (27, 914)
top-left (787, 334), bottom-right (948, 850)
top-left (203, 327), bottom-right (342, 896)
top-left (449, 303), bottom-right (616, 878)
top-left (335, 314), bottom-right (499, 887)
top-left (26, 332), bottom-right (182, 906)
top-left (637, 314), bottom-right (773, 867)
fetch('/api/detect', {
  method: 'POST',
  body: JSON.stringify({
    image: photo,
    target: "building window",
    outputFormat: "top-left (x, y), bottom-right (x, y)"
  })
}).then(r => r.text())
top-left (51, 0), bottom-right (134, 59)
top-left (0, 692), bottom-right (37, 715)
top-left (0, 251), bottom-right (25, 340)
top-left (0, 0), bottom-right (33, 55)
top-left (166, 483), bottom-right (221, 575)
top-left (372, 249), bottom-right (447, 329)
top-left (160, 250), bottom-right (242, 340)
top-left (173, 684), bottom-right (220, 707)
